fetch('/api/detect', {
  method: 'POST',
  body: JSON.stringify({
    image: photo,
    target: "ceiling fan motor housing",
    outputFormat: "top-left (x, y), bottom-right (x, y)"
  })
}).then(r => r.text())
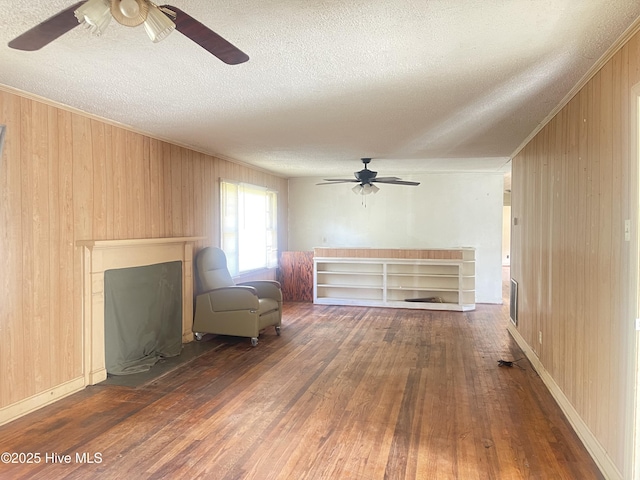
top-left (355, 169), bottom-right (377, 184)
top-left (355, 157), bottom-right (376, 183)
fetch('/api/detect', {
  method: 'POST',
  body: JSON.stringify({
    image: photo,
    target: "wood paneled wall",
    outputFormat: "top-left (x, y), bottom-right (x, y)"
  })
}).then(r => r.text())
top-left (510, 30), bottom-right (639, 478)
top-left (312, 248), bottom-right (468, 260)
top-left (278, 252), bottom-right (314, 302)
top-left (0, 88), bottom-right (288, 415)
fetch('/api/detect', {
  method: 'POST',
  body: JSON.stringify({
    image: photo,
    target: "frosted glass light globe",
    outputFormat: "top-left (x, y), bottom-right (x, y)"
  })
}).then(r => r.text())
top-left (119, 0), bottom-right (140, 18)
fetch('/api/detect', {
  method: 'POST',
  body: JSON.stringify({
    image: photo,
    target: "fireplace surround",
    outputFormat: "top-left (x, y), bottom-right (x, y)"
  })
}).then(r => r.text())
top-left (77, 237), bottom-right (203, 385)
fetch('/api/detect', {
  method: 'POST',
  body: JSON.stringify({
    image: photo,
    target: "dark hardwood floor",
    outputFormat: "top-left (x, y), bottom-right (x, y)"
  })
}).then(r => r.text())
top-left (0, 271), bottom-right (603, 479)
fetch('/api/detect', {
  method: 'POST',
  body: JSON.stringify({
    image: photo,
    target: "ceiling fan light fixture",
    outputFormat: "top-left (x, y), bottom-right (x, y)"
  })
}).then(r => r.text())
top-left (74, 0), bottom-right (112, 36)
top-left (119, 0), bottom-right (140, 18)
top-left (362, 184), bottom-right (378, 195)
top-left (351, 183), bottom-right (379, 195)
top-left (143, 4), bottom-right (176, 43)
top-left (111, 0), bottom-right (148, 27)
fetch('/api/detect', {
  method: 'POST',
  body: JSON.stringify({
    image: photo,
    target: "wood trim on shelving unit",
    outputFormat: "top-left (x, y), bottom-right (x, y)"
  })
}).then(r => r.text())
top-left (313, 247), bottom-right (466, 260)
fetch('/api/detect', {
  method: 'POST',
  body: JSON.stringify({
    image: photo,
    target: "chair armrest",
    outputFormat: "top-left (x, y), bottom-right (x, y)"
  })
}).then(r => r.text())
top-left (199, 286), bottom-right (259, 311)
top-left (237, 280), bottom-right (283, 301)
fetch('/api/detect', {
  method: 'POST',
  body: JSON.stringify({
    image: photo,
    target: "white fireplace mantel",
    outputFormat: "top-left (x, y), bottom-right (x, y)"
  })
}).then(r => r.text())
top-left (77, 237), bottom-right (204, 385)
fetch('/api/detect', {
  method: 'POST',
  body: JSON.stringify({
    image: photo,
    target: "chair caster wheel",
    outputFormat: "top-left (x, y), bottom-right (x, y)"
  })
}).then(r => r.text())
top-left (194, 332), bottom-right (203, 341)
top-left (275, 326), bottom-right (281, 336)
top-left (251, 337), bottom-right (258, 347)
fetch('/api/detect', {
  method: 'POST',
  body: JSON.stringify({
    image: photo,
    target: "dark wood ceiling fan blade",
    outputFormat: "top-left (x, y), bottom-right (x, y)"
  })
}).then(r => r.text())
top-left (161, 5), bottom-right (249, 65)
top-left (316, 180), bottom-right (360, 185)
top-left (371, 176), bottom-right (401, 182)
top-left (8, 2), bottom-right (84, 51)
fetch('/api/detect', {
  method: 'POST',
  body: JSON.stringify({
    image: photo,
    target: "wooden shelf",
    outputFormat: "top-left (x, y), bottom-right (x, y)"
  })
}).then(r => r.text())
top-left (317, 284), bottom-right (384, 289)
top-left (313, 248), bottom-right (475, 311)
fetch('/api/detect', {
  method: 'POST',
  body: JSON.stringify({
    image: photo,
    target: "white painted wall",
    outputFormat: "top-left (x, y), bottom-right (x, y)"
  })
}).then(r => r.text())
top-left (288, 172), bottom-right (504, 304)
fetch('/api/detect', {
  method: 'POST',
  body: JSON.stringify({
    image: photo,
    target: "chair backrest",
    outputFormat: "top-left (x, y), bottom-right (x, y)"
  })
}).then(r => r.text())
top-left (196, 247), bottom-right (235, 291)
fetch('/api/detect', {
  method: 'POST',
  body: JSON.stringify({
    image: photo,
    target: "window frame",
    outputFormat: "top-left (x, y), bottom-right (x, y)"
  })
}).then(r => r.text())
top-left (220, 179), bottom-right (278, 276)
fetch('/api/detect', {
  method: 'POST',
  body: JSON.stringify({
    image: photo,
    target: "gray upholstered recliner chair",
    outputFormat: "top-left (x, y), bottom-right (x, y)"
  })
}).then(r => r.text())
top-left (192, 247), bottom-right (282, 346)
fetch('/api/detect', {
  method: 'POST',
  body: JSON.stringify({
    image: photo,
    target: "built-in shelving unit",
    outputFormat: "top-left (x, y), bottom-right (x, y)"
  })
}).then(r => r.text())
top-left (313, 248), bottom-right (475, 311)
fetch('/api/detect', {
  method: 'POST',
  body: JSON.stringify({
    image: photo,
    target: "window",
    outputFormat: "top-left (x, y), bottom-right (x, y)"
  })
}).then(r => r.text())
top-left (220, 180), bottom-right (278, 276)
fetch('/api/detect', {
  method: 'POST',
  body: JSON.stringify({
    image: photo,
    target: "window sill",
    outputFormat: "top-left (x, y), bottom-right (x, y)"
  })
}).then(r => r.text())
top-left (233, 267), bottom-right (279, 283)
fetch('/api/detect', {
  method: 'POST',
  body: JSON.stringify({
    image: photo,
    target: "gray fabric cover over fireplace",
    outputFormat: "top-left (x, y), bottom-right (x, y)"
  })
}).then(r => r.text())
top-left (104, 261), bottom-right (183, 375)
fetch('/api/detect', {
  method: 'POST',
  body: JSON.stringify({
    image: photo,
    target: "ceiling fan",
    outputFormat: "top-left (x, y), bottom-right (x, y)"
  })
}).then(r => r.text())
top-left (317, 158), bottom-right (420, 195)
top-left (8, 0), bottom-right (249, 65)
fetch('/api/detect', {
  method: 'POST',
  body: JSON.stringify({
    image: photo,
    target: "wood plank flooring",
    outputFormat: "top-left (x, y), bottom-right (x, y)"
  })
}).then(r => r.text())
top-left (0, 284), bottom-right (603, 479)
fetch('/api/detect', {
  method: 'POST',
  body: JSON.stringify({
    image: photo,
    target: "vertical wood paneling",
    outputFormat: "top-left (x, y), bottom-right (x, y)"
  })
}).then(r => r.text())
top-left (511, 29), bottom-right (640, 475)
top-left (32, 100), bottom-right (51, 392)
top-left (0, 88), bottom-right (288, 416)
top-left (161, 141), bottom-right (172, 237)
top-left (170, 144), bottom-right (182, 236)
top-left (104, 125), bottom-right (115, 239)
top-left (58, 109), bottom-right (80, 380)
top-left (549, 112), bottom-right (562, 384)
top-left (0, 91), bottom-right (24, 406)
top-left (20, 97), bottom-right (35, 398)
top-left (128, 130), bottom-right (144, 238)
top-left (47, 106), bottom-right (61, 388)
top-left (149, 138), bottom-right (162, 237)
top-left (212, 160), bottom-right (221, 245)
top-left (610, 47), bottom-right (626, 443)
top-left (113, 127), bottom-right (127, 238)
top-left (597, 62), bottom-right (613, 447)
top-left (72, 115), bottom-right (93, 240)
top-left (564, 99), bottom-right (579, 404)
top-left (181, 148), bottom-right (194, 236)
top-left (576, 86), bottom-right (589, 416)
top-left (91, 120), bottom-right (107, 239)
top-left (142, 136), bottom-right (151, 237)
top-left (586, 72), bottom-right (600, 429)
top-left (193, 152), bottom-right (204, 249)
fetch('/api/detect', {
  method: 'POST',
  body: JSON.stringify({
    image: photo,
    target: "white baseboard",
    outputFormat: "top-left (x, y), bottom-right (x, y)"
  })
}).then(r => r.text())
top-left (507, 324), bottom-right (622, 480)
top-left (87, 368), bottom-right (107, 386)
top-left (0, 376), bottom-right (85, 427)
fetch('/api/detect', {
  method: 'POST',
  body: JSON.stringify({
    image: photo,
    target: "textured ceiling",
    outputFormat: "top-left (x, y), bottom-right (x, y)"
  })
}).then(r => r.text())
top-left (1, 1), bottom-right (640, 180)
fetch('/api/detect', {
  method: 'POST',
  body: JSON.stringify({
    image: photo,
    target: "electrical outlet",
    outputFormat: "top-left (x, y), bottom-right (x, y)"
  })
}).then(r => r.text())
top-left (538, 331), bottom-right (542, 344)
